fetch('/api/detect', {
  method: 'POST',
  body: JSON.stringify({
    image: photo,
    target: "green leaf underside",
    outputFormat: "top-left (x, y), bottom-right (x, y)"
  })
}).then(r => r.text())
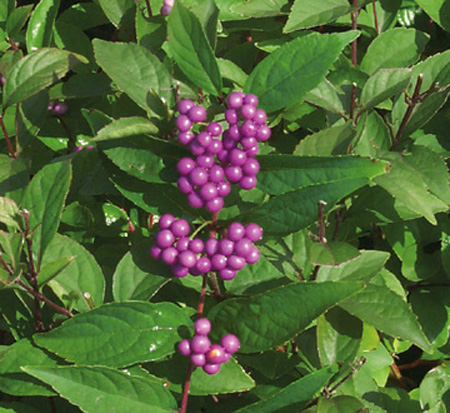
top-left (22, 366), bottom-right (178, 413)
top-left (33, 302), bottom-right (192, 367)
top-left (209, 281), bottom-right (364, 353)
top-left (244, 31), bottom-right (359, 112)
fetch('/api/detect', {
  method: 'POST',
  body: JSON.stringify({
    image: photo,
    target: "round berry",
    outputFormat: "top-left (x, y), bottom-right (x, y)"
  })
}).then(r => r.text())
top-left (207, 122), bottom-right (223, 137)
top-left (206, 344), bottom-right (227, 364)
top-left (156, 229), bottom-right (175, 248)
top-left (206, 139), bottom-right (223, 155)
top-left (160, 4), bottom-right (172, 16)
top-left (206, 197), bottom-right (224, 213)
top-left (196, 131), bottom-right (212, 148)
top-left (162, 247), bottom-right (178, 265)
top-left (178, 132), bottom-right (195, 145)
top-left (178, 250), bottom-right (197, 268)
top-left (191, 353), bottom-right (206, 366)
top-left (209, 165), bottom-right (225, 183)
top-left (197, 155), bottom-right (214, 169)
top-left (47, 101), bottom-right (54, 111)
top-left (189, 168), bottom-right (208, 186)
top-left (188, 192), bottom-right (204, 208)
top-left (53, 102), bottom-right (68, 116)
top-left (191, 335), bottom-right (211, 354)
top-left (246, 145), bottom-right (259, 157)
top-left (159, 214), bottom-right (175, 229)
top-left (246, 246), bottom-right (260, 264)
top-left (211, 254), bottom-right (227, 271)
top-left (188, 106), bottom-right (207, 122)
top-left (0, 76), bottom-right (5, 86)
top-left (217, 150), bottom-right (229, 164)
top-left (256, 124), bottom-right (271, 141)
top-left (228, 222), bottom-right (245, 241)
top-left (227, 125), bottom-right (241, 141)
top-left (221, 334), bottom-right (240, 354)
top-left (178, 339), bottom-right (191, 356)
top-left (203, 363), bottom-right (221, 375)
top-left (223, 135), bottom-right (237, 150)
top-left (194, 318), bottom-right (211, 335)
top-left (177, 158), bottom-right (196, 176)
top-left (241, 121), bottom-right (257, 137)
top-left (189, 140), bottom-right (206, 156)
top-left (151, 245), bottom-right (162, 259)
top-left (205, 238), bottom-right (219, 255)
top-left (176, 237), bottom-right (190, 252)
top-left (189, 238), bottom-right (204, 254)
top-left (195, 256), bottom-right (211, 274)
top-left (244, 94), bottom-right (258, 106)
top-left (172, 263), bottom-right (189, 278)
top-left (216, 181), bottom-right (231, 197)
top-left (178, 99), bottom-right (194, 114)
top-left (219, 239), bottom-right (235, 256)
top-left (241, 104), bottom-right (256, 120)
top-left (171, 219), bottom-right (190, 237)
top-left (245, 223), bottom-right (263, 242)
top-left (219, 268), bottom-right (237, 280)
top-left (227, 92), bottom-right (244, 109)
top-left (229, 148), bottom-right (247, 166)
top-left (176, 115), bottom-right (192, 132)
top-left (242, 158), bottom-right (260, 176)
top-left (178, 176), bottom-right (193, 194)
top-left (200, 182), bottom-right (218, 201)
top-left (227, 255), bottom-right (246, 270)
top-left (253, 108), bottom-right (267, 124)
top-left (241, 136), bottom-right (258, 150)
top-left (240, 176), bottom-right (257, 190)
top-left (225, 109), bottom-right (238, 124)
top-left (234, 238), bottom-right (253, 257)
top-left (225, 165), bottom-right (243, 183)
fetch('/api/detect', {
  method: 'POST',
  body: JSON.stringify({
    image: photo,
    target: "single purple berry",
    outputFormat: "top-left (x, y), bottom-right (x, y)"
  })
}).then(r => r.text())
top-left (246, 246), bottom-right (260, 264)
top-left (160, 4), bottom-right (172, 16)
top-left (176, 114), bottom-right (192, 132)
top-left (242, 158), bottom-right (260, 176)
top-left (178, 99), bottom-right (194, 114)
top-left (196, 131), bottom-right (212, 148)
top-left (206, 197), bottom-right (224, 213)
top-left (191, 353), bottom-right (206, 366)
top-left (178, 339), bottom-right (191, 356)
top-left (227, 125), bottom-right (241, 141)
top-left (206, 139), bottom-right (223, 155)
top-left (195, 256), bottom-right (212, 274)
top-left (219, 268), bottom-right (237, 280)
top-left (241, 121), bottom-right (257, 137)
top-left (241, 136), bottom-right (258, 150)
top-left (178, 176), bottom-right (193, 194)
top-left (159, 214), bottom-right (175, 229)
top-left (217, 150), bottom-right (229, 164)
top-left (200, 182), bottom-right (218, 201)
top-left (203, 363), bottom-right (221, 375)
top-left (234, 238), bottom-right (253, 258)
top-left (0, 76), bottom-right (5, 86)
top-left (221, 334), bottom-right (240, 354)
top-left (151, 245), bottom-right (162, 259)
top-left (189, 168), bottom-right (208, 187)
top-left (156, 229), bottom-right (175, 248)
top-left (244, 94), bottom-right (258, 107)
top-left (227, 255), bottom-right (246, 270)
top-left (162, 247), bottom-right (178, 265)
top-left (53, 102), bottom-right (68, 116)
top-left (176, 237), bottom-right (190, 252)
top-left (177, 157), bottom-right (196, 176)
top-left (245, 223), bottom-right (263, 242)
top-left (197, 155), bottom-right (214, 169)
top-left (48, 101), bottom-right (55, 111)
top-left (178, 250), bottom-right (197, 268)
top-left (172, 263), bottom-right (189, 278)
top-left (211, 254), bottom-right (227, 271)
top-left (223, 135), bottom-right (237, 150)
top-left (171, 219), bottom-right (190, 237)
top-left (229, 148), bottom-right (247, 166)
top-left (188, 106), bottom-right (207, 122)
top-left (207, 122), bottom-right (222, 137)
top-left (189, 140), bottom-right (206, 156)
top-left (205, 238), bottom-right (219, 256)
top-left (188, 192), bottom-right (204, 208)
top-left (256, 124), bottom-right (271, 141)
top-left (246, 145), bottom-right (259, 157)
top-left (191, 335), bottom-right (211, 354)
top-left (241, 104), bottom-right (256, 120)
top-left (253, 108), bottom-right (267, 124)
top-left (225, 165), bottom-right (243, 183)
top-left (206, 344), bottom-right (227, 364)
top-left (178, 132), bottom-right (195, 145)
top-left (216, 181), bottom-right (231, 197)
top-left (240, 175), bottom-right (257, 190)
top-left (194, 318), bottom-right (211, 335)
top-left (219, 239), bottom-right (235, 256)
top-left (228, 222), bottom-right (246, 241)
top-left (227, 92), bottom-right (244, 109)
top-left (209, 165), bottom-right (225, 183)
top-left (189, 238), bottom-right (204, 254)
top-left (225, 109), bottom-right (238, 124)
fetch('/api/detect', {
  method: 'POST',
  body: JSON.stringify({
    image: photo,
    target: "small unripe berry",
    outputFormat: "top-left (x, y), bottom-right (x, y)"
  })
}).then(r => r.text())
top-left (53, 102), bottom-right (68, 116)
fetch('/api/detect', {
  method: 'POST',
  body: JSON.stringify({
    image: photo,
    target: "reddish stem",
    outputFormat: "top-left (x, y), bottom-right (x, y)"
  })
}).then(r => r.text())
top-left (145, 0), bottom-right (152, 17)
top-left (0, 113), bottom-right (16, 158)
top-left (372, 2), bottom-right (379, 33)
top-left (180, 363), bottom-right (195, 413)
top-left (351, 0), bottom-right (359, 67)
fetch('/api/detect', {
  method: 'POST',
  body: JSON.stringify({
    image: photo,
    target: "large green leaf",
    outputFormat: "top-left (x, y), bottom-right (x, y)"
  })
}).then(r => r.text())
top-left (41, 234), bottom-right (105, 312)
top-left (97, 0), bottom-right (135, 28)
top-left (92, 40), bottom-right (173, 114)
top-left (244, 31), bottom-right (359, 112)
top-left (22, 366), bottom-right (178, 413)
top-left (0, 339), bottom-right (57, 396)
top-left (33, 301), bottom-right (192, 367)
top-left (25, 0), bottom-right (60, 52)
top-left (340, 284), bottom-right (433, 352)
top-left (230, 0), bottom-right (289, 18)
top-left (94, 117), bottom-right (158, 141)
top-left (208, 281), bottom-right (364, 353)
top-left (5, 5), bottom-right (33, 40)
top-left (0, 155), bottom-right (28, 203)
top-left (22, 160), bottom-right (72, 267)
top-left (235, 366), bottom-right (337, 412)
top-left (168, 0), bottom-right (222, 95)
top-left (414, 0), bottom-right (450, 32)
top-left (2, 48), bottom-right (87, 107)
top-left (360, 28), bottom-right (429, 75)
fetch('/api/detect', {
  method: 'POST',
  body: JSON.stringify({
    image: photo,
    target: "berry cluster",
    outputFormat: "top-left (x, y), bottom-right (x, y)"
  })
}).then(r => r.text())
top-left (175, 92), bottom-right (270, 212)
top-left (48, 101), bottom-right (68, 116)
top-left (151, 215), bottom-right (262, 281)
top-left (178, 318), bottom-right (240, 375)
top-left (160, 0), bottom-right (174, 16)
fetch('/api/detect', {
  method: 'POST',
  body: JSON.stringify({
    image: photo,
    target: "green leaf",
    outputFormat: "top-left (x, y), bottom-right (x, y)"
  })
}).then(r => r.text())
top-left (340, 284), bottom-right (433, 352)
top-left (209, 281), bottom-right (364, 353)
top-left (284, 0), bottom-right (352, 32)
top-left (22, 160), bottom-right (71, 267)
top-left (0, 197), bottom-right (21, 230)
top-left (303, 78), bottom-right (346, 115)
top-left (5, 5), bottom-right (33, 40)
top-left (22, 366), bottom-right (178, 413)
top-left (2, 48), bottom-right (87, 107)
top-left (360, 28), bottom-right (429, 75)
top-left (317, 306), bottom-right (363, 366)
top-left (0, 231), bottom-right (24, 274)
top-left (94, 117), bottom-right (158, 141)
top-left (37, 257), bottom-right (75, 289)
top-left (218, 58), bottom-right (248, 87)
top-left (58, 2), bottom-right (109, 30)
top-left (235, 366), bottom-right (338, 412)
top-left (230, 0), bottom-right (289, 18)
top-left (49, 72), bottom-right (113, 99)
top-left (34, 301), bottom-right (192, 367)
top-left (92, 40), bottom-right (173, 114)
top-left (97, 0), bottom-right (135, 28)
top-left (41, 234), bottom-right (105, 312)
top-left (353, 111), bottom-right (391, 157)
top-left (0, 339), bottom-right (57, 397)
top-left (244, 31), bottom-right (359, 112)
top-left (317, 395), bottom-right (366, 412)
top-left (112, 249), bottom-right (169, 302)
top-left (168, 0), bottom-right (222, 95)
top-left (25, 0), bottom-right (60, 52)
top-left (359, 68), bottom-right (412, 113)
top-left (419, 365), bottom-right (450, 410)
top-left (414, 0), bottom-right (450, 32)
top-left (309, 241), bottom-right (360, 266)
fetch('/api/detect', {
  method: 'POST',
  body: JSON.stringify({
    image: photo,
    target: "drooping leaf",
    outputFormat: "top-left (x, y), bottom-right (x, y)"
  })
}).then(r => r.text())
top-left (22, 366), bottom-right (178, 413)
top-left (0, 197), bottom-right (21, 230)
top-left (208, 281), bottom-right (364, 353)
top-left (244, 31), bottom-right (359, 112)
top-left (37, 257), bottom-right (75, 288)
top-left (303, 78), bottom-right (346, 115)
top-left (94, 117), bottom-right (158, 141)
top-left (168, 0), bottom-right (222, 95)
top-left (309, 241), bottom-right (360, 266)
top-left (33, 301), bottom-right (192, 367)
top-left (25, 0), bottom-right (60, 52)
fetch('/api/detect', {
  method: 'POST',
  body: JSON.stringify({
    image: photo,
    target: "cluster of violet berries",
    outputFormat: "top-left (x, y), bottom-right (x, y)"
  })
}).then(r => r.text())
top-left (151, 215), bottom-right (262, 281)
top-left (160, 0), bottom-right (174, 16)
top-left (178, 318), bottom-right (240, 375)
top-left (175, 92), bottom-right (270, 213)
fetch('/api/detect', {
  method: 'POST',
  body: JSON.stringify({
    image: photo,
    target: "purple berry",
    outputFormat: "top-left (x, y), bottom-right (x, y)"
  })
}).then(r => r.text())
top-left (221, 334), bottom-right (240, 354)
top-left (194, 318), bottom-right (211, 335)
top-left (206, 197), bottom-right (224, 213)
top-left (196, 131), bottom-right (212, 148)
top-left (217, 150), bottom-right (229, 164)
top-left (189, 140), bottom-right (206, 156)
top-left (242, 158), bottom-right (260, 176)
top-left (227, 125), bottom-right (241, 141)
top-left (188, 192), bottom-right (204, 208)
top-left (0, 76), bottom-right (5, 86)
top-left (171, 219), bottom-right (190, 237)
top-left (203, 363), bottom-right (221, 375)
top-left (176, 114), bottom-right (192, 132)
top-left (206, 344), bottom-right (227, 364)
top-left (188, 106), bottom-right (207, 122)
top-left (229, 148), bottom-right (247, 166)
top-left (241, 104), bottom-right (256, 120)
top-left (240, 175), bottom-right (257, 190)
top-left (207, 122), bottom-right (222, 137)
top-left (228, 222), bottom-right (245, 241)
top-left (246, 246), bottom-right (260, 264)
top-left (178, 339), bottom-right (191, 356)
top-left (191, 353), bottom-right (206, 366)
top-left (244, 94), bottom-right (258, 106)
top-left (172, 263), bottom-right (189, 278)
top-left (162, 247), bottom-right (178, 265)
top-left (223, 135), bottom-right (237, 150)
top-left (227, 92), bottom-right (244, 109)
top-left (178, 132), bottom-right (195, 145)
top-left (219, 239), bottom-right (235, 256)
top-left (151, 245), bottom-right (162, 259)
top-left (216, 181), bottom-right (231, 197)
top-left (225, 165), bottom-right (243, 183)
top-left (53, 102), bottom-right (68, 116)
top-left (178, 158), bottom-right (196, 175)
top-left (178, 176), bottom-right (193, 194)
top-left (189, 168), bottom-right (208, 186)
top-left (246, 145), bottom-right (259, 157)
top-left (205, 239), bottom-right (219, 255)
top-left (160, 4), bottom-right (172, 16)
top-left (245, 223), bottom-right (263, 242)
top-left (234, 238), bottom-right (253, 257)
top-left (191, 335), bottom-right (211, 354)
top-left (241, 136), bottom-right (258, 150)
top-left (178, 99), bottom-right (194, 114)
top-left (209, 165), bottom-right (225, 183)
top-left (211, 254), bottom-right (227, 270)
top-left (200, 183), bottom-right (218, 201)
top-left (206, 139), bottom-right (223, 155)
top-left (241, 121), bottom-right (257, 137)
top-left (219, 268), bottom-right (237, 280)
top-left (176, 237), bottom-right (190, 252)
top-left (197, 155), bottom-right (214, 169)
top-left (225, 109), bottom-right (238, 124)
top-left (156, 229), bottom-right (175, 248)
top-left (195, 256), bottom-right (211, 274)
top-left (178, 250), bottom-right (197, 268)
top-left (227, 255), bottom-right (246, 270)
top-left (189, 238), bottom-right (204, 254)
top-left (159, 214), bottom-right (175, 229)
top-left (256, 124), bottom-right (271, 141)
top-left (254, 108), bottom-right (267, 124)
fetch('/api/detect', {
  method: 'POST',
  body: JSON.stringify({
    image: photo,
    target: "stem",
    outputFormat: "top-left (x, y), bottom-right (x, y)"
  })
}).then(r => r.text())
top-left (351, 0), bottom-right (359, 67)
top-left (145, 0), bottom-right (152, 17)
top-left (209, 272), bottom-right (222, 299)
top-left (180, 363), bottom-right (195, 413)
top-left (0, 112), bottom-right (16, 158)
top-left (0, 254), bottom-right (14, 276)
top-left (391, 74), bottom-right (424, 150)
top-left (191, 220), bottom-right (213, 239)
top-left (198, 88), bottom-right (204, 104)
top-left (325, 357), bottom-right (367, 396)
top-left (372, 2), bottom-right (379, 33)
top-left (350, 82), bottom-right (357, 121)
top-left (317, 200), bottom-right (327, 245)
